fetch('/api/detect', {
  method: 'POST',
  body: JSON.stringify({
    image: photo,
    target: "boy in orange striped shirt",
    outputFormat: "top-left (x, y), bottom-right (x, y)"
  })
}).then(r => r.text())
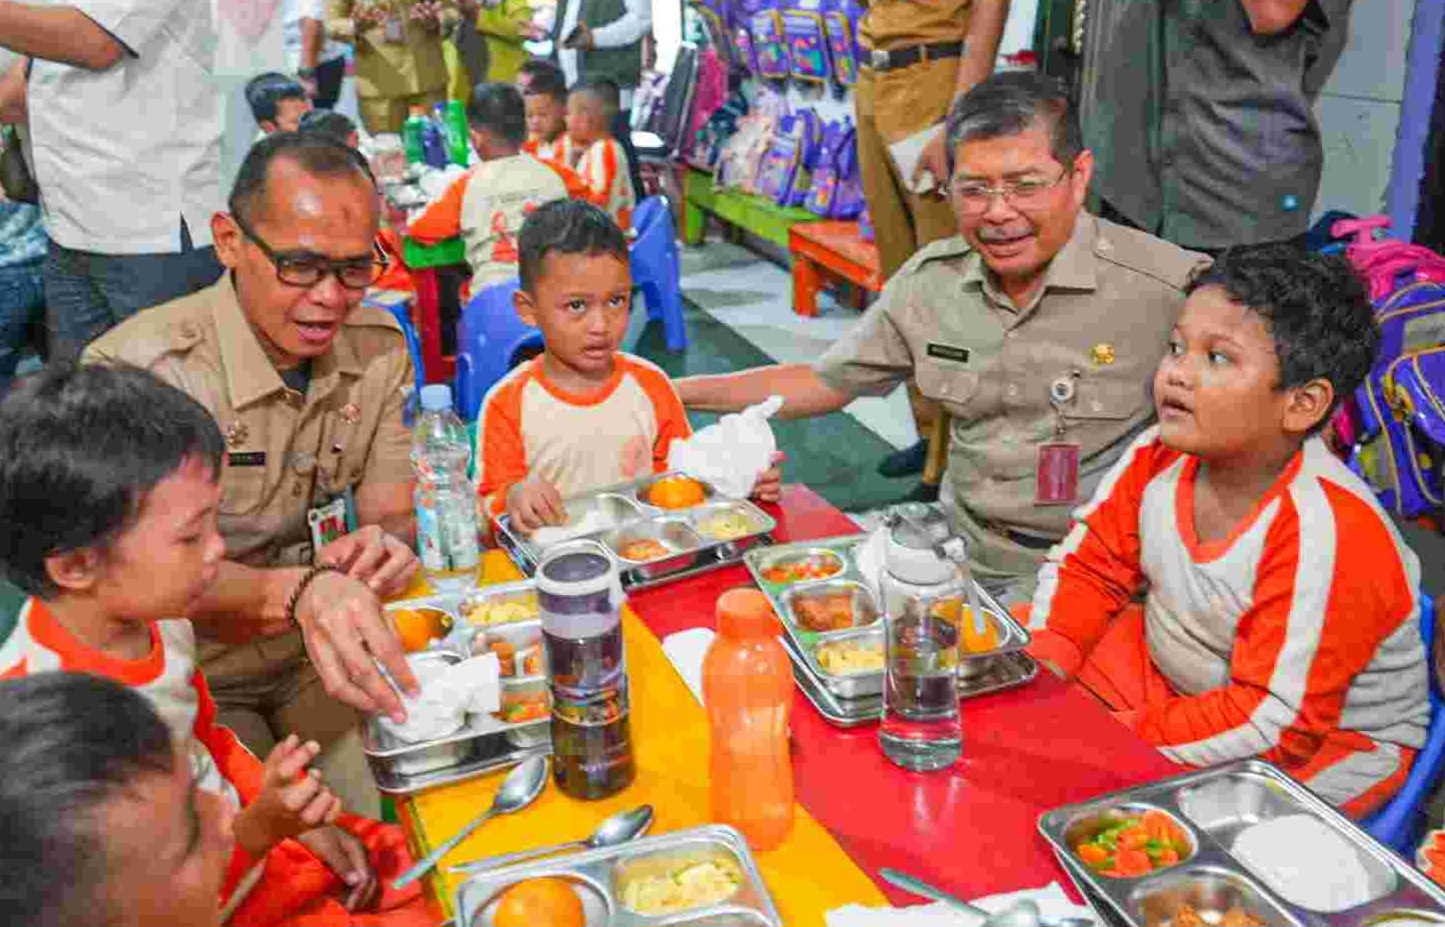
top-left (476, 200), bottom-right (778, 531)
top-left (1026, 247), bottom-right (1430, 817)
top-left (566, 79), bottom-right (637, 230)
top-left (518, 60), bottom-right (579, 168)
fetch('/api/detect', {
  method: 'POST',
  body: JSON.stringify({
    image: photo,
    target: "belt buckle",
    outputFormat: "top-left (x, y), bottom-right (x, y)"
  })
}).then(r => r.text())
top-left (870, 48), bottom-right (890, 69)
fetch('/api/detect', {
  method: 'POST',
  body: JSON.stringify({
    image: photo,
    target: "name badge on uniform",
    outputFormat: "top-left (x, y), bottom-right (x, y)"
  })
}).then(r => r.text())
top-left (308, 496), bottom-right (348, 553)
top-left (926, 342), bottom-right (971, 364)
top-left (228, 451), bottom-right (266, 468)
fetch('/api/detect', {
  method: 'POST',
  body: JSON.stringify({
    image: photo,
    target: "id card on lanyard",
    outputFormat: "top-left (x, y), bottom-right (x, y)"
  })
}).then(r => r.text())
top-left (1037, 372), bottom-right (1082, 505)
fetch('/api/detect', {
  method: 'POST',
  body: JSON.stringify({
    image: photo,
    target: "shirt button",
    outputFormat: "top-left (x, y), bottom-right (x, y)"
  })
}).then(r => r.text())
top-left (1007, 384), bottom-right (1021, 399)
top-left (285, 390), bottom-right (304, 409)
top-left (1005, 331), bottom-right (1017, 340)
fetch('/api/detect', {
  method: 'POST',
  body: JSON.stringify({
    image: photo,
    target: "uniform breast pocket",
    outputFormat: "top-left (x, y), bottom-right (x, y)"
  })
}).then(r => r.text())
top-left (219, 464), bottom-right (274, 518)
top-left (1059, 375), bottom-right (1148, 424)
top-left (914, 360), bottom-right (982, 417)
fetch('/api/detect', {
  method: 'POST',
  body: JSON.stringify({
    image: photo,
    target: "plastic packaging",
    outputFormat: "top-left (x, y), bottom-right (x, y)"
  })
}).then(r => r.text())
top-left (402, 106), bottom-right (429, 164)
top-left (411, 385), bottom-right (481, 593)
top-left (703, 588), bottom-right (794, 850)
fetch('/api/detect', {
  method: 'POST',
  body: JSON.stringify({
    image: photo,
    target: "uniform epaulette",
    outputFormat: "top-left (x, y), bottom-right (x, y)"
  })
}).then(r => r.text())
top-left (897, 235), bottom-right (971, 275)
top-left (1092, 219), bottom-right (1209, 292)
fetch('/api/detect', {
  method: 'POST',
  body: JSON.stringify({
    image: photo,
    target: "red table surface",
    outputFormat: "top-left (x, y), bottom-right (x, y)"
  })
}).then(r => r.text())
top-left (626, 484), bottom-right (1181, 906)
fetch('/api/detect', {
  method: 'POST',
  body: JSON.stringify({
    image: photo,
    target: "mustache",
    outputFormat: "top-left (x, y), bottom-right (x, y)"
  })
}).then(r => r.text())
top-left (976, 224), bottom-right (1034, 242)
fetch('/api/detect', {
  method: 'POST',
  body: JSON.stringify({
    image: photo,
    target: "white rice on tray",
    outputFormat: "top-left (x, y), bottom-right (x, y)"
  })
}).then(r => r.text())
top-left (1230, 814), bottom-right (1375, 912)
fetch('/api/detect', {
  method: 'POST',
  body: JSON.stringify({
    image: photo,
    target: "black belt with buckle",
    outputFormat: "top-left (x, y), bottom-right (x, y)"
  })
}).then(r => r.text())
top-left (866, 40), bottom-right (966, 72)
top-left (1004, 528), bottom-right (1057, 551)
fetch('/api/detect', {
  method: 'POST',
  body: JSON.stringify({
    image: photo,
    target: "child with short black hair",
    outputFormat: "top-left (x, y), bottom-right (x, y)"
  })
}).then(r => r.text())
top-left (299, 109), bottom-right (360, 149)
top-left (0, 363), bottom-right (431, 926)
top-left (518, 61), bottom-right (575, 166)
top-left (247, 71), bottom-right (313, 134)
top-left (1027, 246), bottom-right (1430, 818)
top-left (566, 78), bottom-right (635, 229)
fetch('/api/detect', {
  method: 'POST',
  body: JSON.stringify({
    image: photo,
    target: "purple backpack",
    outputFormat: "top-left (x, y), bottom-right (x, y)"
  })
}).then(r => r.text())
top-left (783, 0), bottom-right (831, 82)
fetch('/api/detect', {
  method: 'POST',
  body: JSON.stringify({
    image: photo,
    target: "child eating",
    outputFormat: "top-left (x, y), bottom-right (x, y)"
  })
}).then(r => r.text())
top-left (1026, 246), bottom-right (1430, 817)
top-left (0, 363), bottom-right (431, 925)
top-left (475, 200), bottom-right (778, 531)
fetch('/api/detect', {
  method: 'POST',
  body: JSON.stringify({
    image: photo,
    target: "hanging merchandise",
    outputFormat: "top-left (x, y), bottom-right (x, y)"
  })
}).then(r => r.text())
top-left (748, 2), bottom-right (792, 80)
top-left (821, 0), bottom-right (863, 86)
top-left (734, 21), bottom-right (761, 73)
top-left (754, 108), bottom-right (820, 206)
top-left (693, 88), bottom-right (749, 171)
top-left (782, 0), bottom-right (831, 83)
top-left (805, 117), bottom-right (861, 218)
top-left (831, 122), bottom-right (866, 218)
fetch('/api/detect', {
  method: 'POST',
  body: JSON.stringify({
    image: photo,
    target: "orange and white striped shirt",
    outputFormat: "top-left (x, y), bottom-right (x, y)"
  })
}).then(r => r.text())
top-left (1029, 430), bottom-right (1430, 810)
top-left (476, 353), bottom-right (691, 516)
top-left (525, 134), bottom-right (580, 168)
top-left (576, 136), bottom-right (636, 230)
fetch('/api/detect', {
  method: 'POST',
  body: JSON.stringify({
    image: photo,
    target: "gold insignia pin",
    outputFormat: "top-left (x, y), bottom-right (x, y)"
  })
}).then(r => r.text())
top-left (1090, 343), bottom-right (1116, 366)
top-left (340, 402), bottom-right (361, 424)
top-left (224, 421), bottom-right (248, 448)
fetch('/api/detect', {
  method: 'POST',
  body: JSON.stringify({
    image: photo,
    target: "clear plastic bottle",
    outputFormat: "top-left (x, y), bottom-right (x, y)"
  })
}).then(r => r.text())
top-left (703, 588), bottom-right (794, 851)
top-left (402, 105), bottom-right (429, 165)
top-left (410, 384), bottom-right (481, 593)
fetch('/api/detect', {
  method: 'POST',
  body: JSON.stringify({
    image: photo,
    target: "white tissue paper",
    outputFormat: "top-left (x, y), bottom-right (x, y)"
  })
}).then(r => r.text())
top-left (827, 882), bottom-right (1094, 927)
top-left (661, 627), bottom-right (716, 706)
top-left (377, 651), bottom-right (503, 743)
top-left (667, 395), bottom-right (784, 499)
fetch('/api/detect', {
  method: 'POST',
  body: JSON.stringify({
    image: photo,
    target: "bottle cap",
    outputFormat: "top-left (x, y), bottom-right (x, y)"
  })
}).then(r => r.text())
top-left (884, 525), bottom-right (954, 587)
top-left (409, 105), bottom-right (426, 117)
top-left (419, 384), bottom-right (453, 412)
top-left (716, 588), bottom-right (777, 638)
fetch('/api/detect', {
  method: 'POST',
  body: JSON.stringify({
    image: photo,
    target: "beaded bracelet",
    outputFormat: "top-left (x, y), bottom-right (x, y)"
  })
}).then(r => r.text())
top-left (285, 564), bottom-right (345, 629)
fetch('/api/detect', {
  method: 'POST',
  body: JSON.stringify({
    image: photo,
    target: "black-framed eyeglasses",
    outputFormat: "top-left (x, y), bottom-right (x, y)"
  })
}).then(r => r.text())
top-left (948, 166), bottom-right (1074, 215)
top-left (230, 211), bottom-right (388, 291)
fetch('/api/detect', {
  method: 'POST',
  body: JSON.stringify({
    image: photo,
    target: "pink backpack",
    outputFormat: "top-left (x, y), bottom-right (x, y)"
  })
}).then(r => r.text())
top-left (1334, 216), bottom-right (1445, 302)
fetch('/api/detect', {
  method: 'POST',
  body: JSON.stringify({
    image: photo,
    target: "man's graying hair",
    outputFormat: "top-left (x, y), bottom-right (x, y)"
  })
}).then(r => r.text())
top-left (945, 71), bottom-right (1083, 175)
top-left (229, 131), bottom-right (377, 226)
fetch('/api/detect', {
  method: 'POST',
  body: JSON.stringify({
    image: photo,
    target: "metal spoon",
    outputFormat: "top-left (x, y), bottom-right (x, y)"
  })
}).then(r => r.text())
top-left (392, 755), bottom-right (549, 889)
top-left (880, 868), bottom-right (1095, 927)
top-left (449, 804), bottom-right (655, 874)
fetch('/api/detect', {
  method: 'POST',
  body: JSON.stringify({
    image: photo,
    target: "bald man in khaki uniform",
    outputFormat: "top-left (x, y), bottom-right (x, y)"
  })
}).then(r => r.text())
top-left (328, 0), bottom-right (453, 135)
top-left (678, 72), bottom-right (1207, 595)
top-left (854, 0), bottom-right (1009, 496)
top-left (87, 134), bottom-right (421, 815)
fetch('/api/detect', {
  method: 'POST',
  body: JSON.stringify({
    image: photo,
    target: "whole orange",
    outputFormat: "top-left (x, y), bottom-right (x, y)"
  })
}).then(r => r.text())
top-left (392, 607), bottom-right (449, 653)
top-left (648, 476), bottom-right (705, 509)
top-left (492, 878), bottom-right (585, 927)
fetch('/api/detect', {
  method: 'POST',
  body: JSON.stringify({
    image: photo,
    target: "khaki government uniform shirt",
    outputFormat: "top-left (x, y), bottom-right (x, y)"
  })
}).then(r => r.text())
top-left (815, 213), bottom-right (1207, 584)
top-left (858, 0), bottom-right (971, 50)
top-left (85, 276), bottom-right (414, 677)
top-left (326, 0), bottom-right (451, 99)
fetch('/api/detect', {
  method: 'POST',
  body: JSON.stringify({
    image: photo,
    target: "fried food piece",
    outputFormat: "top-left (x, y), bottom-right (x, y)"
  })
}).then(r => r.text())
top-left (793, 593), bottom-right (854, 631)
top-left (619, 538), bottom-right (670, 562)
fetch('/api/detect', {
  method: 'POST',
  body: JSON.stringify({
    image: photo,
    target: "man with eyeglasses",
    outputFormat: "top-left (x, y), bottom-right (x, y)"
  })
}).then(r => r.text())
top-left (678, 72), bottom-right (1207, 598)
top-left (85, 132), bottom-right (422, 817)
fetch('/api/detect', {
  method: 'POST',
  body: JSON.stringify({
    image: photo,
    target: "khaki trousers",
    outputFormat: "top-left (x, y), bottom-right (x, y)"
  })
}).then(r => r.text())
top-left (358, 90), bottom-right (448, 136)
top-left (856, 57), bottom-right (961, 462)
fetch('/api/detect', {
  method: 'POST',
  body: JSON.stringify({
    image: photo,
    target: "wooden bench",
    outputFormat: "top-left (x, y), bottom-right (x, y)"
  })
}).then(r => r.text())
top-left (788, 220), bottom-right (884, 317)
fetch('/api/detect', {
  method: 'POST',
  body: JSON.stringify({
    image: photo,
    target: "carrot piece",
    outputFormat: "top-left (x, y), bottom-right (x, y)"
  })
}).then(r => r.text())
top-left (1077, 843), bottom-right (1110, 867)
top-left (1117, 827), bottom-right (1149, 850)
top-left (1113, 849), bottom-right (1151, 876)
top-left (1156, 847), bottom-right (1180, 866)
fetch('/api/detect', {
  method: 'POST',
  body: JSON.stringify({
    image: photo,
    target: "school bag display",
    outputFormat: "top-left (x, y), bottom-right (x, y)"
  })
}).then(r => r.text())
top-left (782, 0), bottom-right (831, 82)
top-left (821, 0), bottom-right (863, 86)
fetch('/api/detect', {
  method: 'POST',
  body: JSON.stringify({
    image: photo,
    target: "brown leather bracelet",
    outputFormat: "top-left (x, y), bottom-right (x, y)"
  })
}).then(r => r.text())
top-left (285, 565), bottom-right (345, 629)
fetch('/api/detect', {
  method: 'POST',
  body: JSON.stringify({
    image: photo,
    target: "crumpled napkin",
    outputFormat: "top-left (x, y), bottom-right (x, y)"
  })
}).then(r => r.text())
top-left (661, 627), bottom-right (716, 706)
top-left (377, 651), bottom-right (502, 743)
top-left (828, 882), bottom-right (1094, 927)
top-left (667, 395), bottom-right (784, 499)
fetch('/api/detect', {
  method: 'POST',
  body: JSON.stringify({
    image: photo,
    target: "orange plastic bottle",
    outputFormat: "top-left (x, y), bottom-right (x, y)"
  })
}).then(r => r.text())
top-left (703, 588), bottom-right (795, 851)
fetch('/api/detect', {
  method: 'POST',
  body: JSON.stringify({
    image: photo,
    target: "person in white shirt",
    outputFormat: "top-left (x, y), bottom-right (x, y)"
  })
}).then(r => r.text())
top-left (283, 0), bottom-right (347, 108)
top-left (0, 0), bottom-right (224, 361)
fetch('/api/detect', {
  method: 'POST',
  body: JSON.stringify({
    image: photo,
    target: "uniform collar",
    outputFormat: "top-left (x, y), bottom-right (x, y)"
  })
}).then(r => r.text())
top-left (212, 274), bottom-right (363, 411)
top-left (961, 210), bottom-right (1101, 311)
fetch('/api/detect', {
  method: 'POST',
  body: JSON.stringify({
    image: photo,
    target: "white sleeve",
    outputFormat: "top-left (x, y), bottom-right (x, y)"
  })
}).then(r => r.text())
top-left (587, 0), bottom-right (650, 48)
top-left (71, 0), bottom-right (187, 55)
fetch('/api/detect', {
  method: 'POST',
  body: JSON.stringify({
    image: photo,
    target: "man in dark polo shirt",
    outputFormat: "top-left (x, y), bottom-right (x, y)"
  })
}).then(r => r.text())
top-left (1080, 0), bottom-right (1353, 254)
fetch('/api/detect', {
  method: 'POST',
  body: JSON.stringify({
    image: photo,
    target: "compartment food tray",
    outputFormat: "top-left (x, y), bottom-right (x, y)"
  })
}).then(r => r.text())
top-left (454, 824), bottom-right (782, 927)
top-left (366, 583), bottom-right (552, 796)
top-left (745, 535), bottom-right (1033, 700)
top-left (494, 474), bottom-right (777, 591)
top-left (1038, 759), bottom-right (1445, 927)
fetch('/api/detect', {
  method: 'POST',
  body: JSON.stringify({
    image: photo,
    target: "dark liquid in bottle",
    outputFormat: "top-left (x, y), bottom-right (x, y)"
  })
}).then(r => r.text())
top-left (550, 710), bottom-right (637, 800)
top-left (544, 623), bottom-right (624, 696)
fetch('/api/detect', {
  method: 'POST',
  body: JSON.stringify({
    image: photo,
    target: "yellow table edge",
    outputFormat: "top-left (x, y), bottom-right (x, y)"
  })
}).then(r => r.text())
top-left (395, 552), bottom-right (888, 924)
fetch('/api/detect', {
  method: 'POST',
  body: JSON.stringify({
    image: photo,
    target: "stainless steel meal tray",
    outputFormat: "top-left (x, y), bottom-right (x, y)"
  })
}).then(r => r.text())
top-left (366, 585), bottom-right (552, 797)
top-left (1038, 759), bottom-right (1445, 927)
top-left (494, 474), bottom-right (777, 591)
top-left (782, 633), bottom-right (1040, 728)
top-left (744, 535), bottom-right (1032, 700)
top-left (454, 824), bottom-right (782, 927)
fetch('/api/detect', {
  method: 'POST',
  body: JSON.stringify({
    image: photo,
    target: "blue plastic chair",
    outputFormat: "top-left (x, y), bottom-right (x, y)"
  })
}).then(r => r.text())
top-left (630, 195), bottom-right (687, 353)
top-left (452, 277), bottom-right (543, 422)
top-left (365, 295), bottom-right (425, 424)
top-left (1362, 591), bottom-right (1444, 854)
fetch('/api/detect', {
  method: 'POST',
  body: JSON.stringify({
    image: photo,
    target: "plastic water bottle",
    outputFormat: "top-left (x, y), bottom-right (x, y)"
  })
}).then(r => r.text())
top-left (704, 588), bottom-right (794, 850)
top-left (411, 385), bottom-right (481, 593)
top-left (402, 105), bottom-right (429, 165)
top-left (421, 113), bottom-right (449, 169)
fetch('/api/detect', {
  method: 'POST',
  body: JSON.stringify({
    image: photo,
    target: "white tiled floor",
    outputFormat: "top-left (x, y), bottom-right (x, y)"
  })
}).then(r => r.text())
top-left (679, 242), bottom-right (920, 451)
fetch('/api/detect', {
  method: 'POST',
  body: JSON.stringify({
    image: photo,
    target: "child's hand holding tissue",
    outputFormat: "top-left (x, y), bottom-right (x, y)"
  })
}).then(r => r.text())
top-left (668, 395), bottom-right (786, 500)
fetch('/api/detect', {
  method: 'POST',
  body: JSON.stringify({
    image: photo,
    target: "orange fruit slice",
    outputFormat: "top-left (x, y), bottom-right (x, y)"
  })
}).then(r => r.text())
top-left (392, 607), bottom-right (448, 653)
top-left (648, 476), bottom-right (705, 509)
top-left (493, 877), bottom-right (585, 927)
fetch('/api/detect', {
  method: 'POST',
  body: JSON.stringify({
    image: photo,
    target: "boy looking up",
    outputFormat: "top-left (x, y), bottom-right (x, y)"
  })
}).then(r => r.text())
top-left (519, 61), bottom-right (577, 167)
top-left (409, 82), bottom-right (587, 293)
top-left (1027, 247), bottom-right (1430, 817)
top-left (0, 363), bottom-right (430, 925)
top-left (476, 200), bottom-right (779, 530)
top-left (567, 79), bottom-right (636, 229)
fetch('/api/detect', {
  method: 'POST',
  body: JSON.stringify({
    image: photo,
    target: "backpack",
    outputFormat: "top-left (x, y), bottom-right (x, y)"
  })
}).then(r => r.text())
top-left (821, 0), bottom-right (863, 87)
top-left (783, 0), bottom-right (831, 83)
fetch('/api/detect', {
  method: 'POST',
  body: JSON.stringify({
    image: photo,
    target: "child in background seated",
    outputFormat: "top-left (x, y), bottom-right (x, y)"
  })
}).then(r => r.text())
top-left (1026, 246), bottom-right (1430, 818)
top-left (566, 79), bottom-right (636, 230)
top-left (299, 109), bottom-right (361, 150)
top-left (0, 363), bottom-right (431, 926)
top-left (247, 72), bottom-right (313, 135)
top-left (518, 60), bottom-right (577, 167)
top-left (476, 201), bottom-right (779, 530)
top-left (409, 83), bottom-right (587, 294)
